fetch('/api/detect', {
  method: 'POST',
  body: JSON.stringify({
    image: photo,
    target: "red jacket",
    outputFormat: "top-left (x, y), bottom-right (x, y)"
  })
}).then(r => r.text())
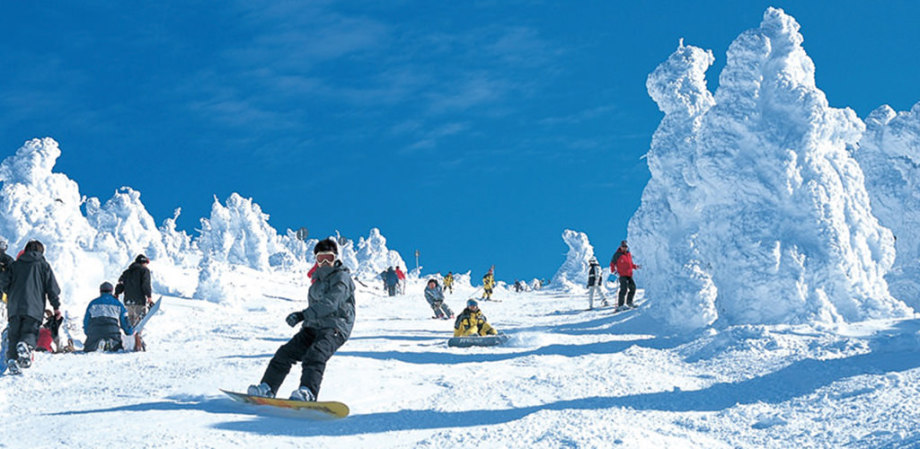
top-left (307, 263), bottom-right (318, 284)
top-left (611, 249), bottom-right (637, 277)
top-left (396, 268), bottom-right (406, 280)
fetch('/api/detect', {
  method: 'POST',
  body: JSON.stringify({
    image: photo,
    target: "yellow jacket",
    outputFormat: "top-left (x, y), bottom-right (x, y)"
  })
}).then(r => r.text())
top-left (453, 308), bottom-right (497, 337)
top-left (443, 274), bottom-right (453, 287)
top-left (482, 273), bottom-right (495, 290)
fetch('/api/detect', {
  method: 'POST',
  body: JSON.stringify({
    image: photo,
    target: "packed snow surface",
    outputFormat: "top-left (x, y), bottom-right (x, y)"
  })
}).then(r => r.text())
top-left (3, 275), bottom-right (920, 448)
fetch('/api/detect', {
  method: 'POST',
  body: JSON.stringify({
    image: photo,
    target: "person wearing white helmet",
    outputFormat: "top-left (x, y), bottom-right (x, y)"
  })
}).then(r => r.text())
top-left (586, 256), bottom-right (608, 310)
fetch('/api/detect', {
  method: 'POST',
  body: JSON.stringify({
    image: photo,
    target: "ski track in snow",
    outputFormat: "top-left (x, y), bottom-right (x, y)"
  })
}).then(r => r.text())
top-left (3, 278), bottom-right (920, 449)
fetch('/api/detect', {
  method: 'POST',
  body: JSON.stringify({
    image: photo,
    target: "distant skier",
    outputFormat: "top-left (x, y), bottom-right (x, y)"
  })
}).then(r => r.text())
top-left (586, 257), bottom-right (608, 309)
top-left (481, 266), bottom-right (495, 301)
top-left (379, 269), bottom-right (387, 291)
top-left (395, 266), bottom-right (406, 294)
top-left (384, 266), bottom-right (399, 296)
top-left (1, 240), bottom-right (61, 375)
top-left (453, 299), bottom-right (498, 337)
top-left (424, 279), bottom-right (453, 319)
top-left (83, 282), bottom-right (134, 352)
top-left (611, 240), bottom-right (641, 309)
top-left (115, 254), bottom-right (153, 351)
top-left (443, 271), bottom-right (454, 294)
top-left (248, 238), bottom-right (355, 402)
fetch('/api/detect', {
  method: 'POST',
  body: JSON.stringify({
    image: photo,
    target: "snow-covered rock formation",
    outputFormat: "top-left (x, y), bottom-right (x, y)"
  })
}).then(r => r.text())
top-left (856, 103), bottom-right (920, 310)
top-left (0, 138), bottom-right (106, 308)
top-left (550, 229), bottom-right (597, 291)
top-left (630, 8), bottom-right (911, 331)
top-left (354, 228), bottom-right (405, 280)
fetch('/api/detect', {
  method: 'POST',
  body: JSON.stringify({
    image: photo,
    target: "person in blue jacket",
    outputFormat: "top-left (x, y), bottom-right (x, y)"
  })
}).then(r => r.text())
top-left (83, 282), bottom-right (134, 352)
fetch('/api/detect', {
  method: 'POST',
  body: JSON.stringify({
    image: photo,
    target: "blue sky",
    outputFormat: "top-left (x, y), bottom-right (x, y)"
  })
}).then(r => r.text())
top-left (2, 1), bottom-right (920, 281)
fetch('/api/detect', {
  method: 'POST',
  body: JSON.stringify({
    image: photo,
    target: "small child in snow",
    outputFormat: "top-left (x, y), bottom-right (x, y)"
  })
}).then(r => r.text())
top-left (424, 279), bottom-right (453, 319)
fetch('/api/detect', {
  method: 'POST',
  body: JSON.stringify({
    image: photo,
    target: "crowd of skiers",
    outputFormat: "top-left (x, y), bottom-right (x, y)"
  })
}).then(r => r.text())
top-left (1, 237), bottom-right (157, 375)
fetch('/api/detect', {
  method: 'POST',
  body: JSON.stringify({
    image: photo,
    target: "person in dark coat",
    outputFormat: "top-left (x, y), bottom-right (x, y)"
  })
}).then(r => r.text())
top-left (587, 256), bottom-right (608, 309)
top-left (0, 240), bottom-right (61, 375)
top-left (385, 266), bottom-right (399, 296)
top-left (0, 239), bottom-right (14, 309)
top-left (248, 238), bottom-right (356, 402)
top-left (115, 254), bottom-right (153, 326)
top-left (83, 282), bottom-right (134, 352)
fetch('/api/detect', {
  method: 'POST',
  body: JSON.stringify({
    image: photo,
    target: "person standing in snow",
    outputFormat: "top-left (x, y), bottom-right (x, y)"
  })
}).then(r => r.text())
top-left (453, 299), bottom-right (498, 337)
top-left (0, 239), bottom-right (14, 313)
top-left (611, 240), bottom-right (641, 309)
top-left (385, 266), bottom-right (399, 296)
top-left (1, 240), bottom-right (61, 375)
top-left (586, 257), bottom-right (608, 309)
top-left (83, 282), bottom-right (134, 352)
top-left (443, 271), bottom-right (454, 294)
top-left (115, 254), bottom-right (153, 351)
top-left (115, 254), bottom-right (154, 326)
top-left (481, 266), bottom-right (496, 301)
top-left (395, 266), bottom-right (406, 294)
top-left (424, 279), bottom-right (453, 319)
top-left (248, 238), bottom-right (355, 401)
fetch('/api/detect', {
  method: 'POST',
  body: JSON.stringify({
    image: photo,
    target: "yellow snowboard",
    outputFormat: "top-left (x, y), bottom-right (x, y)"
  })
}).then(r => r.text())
top-left (221, 389), bottom-right (349, 419)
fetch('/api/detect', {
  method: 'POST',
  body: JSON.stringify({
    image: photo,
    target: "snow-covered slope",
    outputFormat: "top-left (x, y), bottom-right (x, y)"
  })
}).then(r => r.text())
top-left (629, 8), bottom-right (911, 331)
top-left (857, 103), bottom-right (920, 310)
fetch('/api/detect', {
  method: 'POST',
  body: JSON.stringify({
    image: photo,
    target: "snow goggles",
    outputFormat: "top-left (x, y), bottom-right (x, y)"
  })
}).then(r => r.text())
top-left (316, 251), bottom-right (336, 265)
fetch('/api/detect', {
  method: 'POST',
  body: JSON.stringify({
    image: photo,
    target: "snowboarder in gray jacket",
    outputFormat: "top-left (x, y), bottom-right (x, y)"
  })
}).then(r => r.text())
top-left (424, 279), bottom-right (453, 319)
top-left (83, 282), bottom-right (134, 352)
top-left (248, 238), bottom-right (356, 401)
top-left (1, 240), bottom-right (61, 374)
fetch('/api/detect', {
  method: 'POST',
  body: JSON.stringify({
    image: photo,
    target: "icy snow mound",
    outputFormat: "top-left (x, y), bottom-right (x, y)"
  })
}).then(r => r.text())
top-left (86, 187), bottom-right (170, 269)
top-left (857, 103), bottom-right (920, 310)
top-left (354, 228), bottom-right (406, 280)
top-left (630, 8), bottom-right (911, 331)
top-left (550, 229), bottom-right (597, 292)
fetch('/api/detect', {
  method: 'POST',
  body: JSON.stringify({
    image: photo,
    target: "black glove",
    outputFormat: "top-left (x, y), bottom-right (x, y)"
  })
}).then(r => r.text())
top-left (285, 311), bottom-right (305, 327)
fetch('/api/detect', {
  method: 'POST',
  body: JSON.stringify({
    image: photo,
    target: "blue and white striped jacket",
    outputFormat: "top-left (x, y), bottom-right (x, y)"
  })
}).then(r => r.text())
top-left (83, 293), bottom-right (134, 338)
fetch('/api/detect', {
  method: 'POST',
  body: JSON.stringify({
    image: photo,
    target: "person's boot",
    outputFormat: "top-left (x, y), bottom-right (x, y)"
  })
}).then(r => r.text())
top-left (247, 382), bottom-right (274, 398)
top-left (7, 359), bottom-right (21, 375)
top-left (16, 342), bottom-right (32, 369)
top-left (289, 386), bottom-right (316, 402)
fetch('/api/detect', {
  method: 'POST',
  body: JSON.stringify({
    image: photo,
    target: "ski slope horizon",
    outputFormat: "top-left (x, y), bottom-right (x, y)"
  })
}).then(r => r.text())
top-left (3, 6), bottom-right (920, 448)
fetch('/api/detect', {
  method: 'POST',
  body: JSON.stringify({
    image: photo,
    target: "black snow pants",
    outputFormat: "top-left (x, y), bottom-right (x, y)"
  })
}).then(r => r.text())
top-left (260, 326), bottom-right (347, 398)
top-left (7, 315), bottom-right (40, 360)
top-left (618, 276), bottom-right (636, 307)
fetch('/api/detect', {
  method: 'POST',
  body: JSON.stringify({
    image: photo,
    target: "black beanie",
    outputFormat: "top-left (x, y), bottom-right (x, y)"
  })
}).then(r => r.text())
top-left (100, 282), bottom-right (114, 293)
top-left (314, 238), bottom-right (338, 255)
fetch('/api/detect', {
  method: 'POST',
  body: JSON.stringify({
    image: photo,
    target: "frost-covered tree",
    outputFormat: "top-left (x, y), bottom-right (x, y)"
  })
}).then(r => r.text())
top-left (86, 187), bottom-right (170, 269)
top-left (630, 8), bottom-right (910, 331)
top-left (856, 102), bottom-right (920, 310)
top-left (550, 229), bottom-right (597, 291)
top-left (355, 228), bottom-right (405, 280)
top-left (196, 193), bottom-right (289, 271)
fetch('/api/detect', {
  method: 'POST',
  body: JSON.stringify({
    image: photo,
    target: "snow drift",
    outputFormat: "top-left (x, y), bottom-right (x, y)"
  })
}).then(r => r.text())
top-left (629, 8), bottom-right (912, 331)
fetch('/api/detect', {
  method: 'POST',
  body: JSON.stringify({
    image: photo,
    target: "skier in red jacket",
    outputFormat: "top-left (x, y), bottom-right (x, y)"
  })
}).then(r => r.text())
top-left (610, 240), bottom-right (641, 309)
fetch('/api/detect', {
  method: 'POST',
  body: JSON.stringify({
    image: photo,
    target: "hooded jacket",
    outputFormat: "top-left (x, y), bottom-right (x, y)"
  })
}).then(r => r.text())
top-left (116, 262), bottom-right (152, 305)
top-left (1, 251), bottom-right (61, 320)
top-left (300, 261), bottom-right (356, 339)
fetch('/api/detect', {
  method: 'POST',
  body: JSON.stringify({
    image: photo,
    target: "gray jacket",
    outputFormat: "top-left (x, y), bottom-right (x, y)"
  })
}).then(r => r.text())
top-left (301, 262), bottom-right (356, 338)
top-left (424, 285), bottom-right (444, 305)
top-left (1, 251), bottom-right (61, 320)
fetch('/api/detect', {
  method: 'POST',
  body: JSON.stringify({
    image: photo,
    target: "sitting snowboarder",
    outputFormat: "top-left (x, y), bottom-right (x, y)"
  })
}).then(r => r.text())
top-left (424, 279), bottom-right (453, 319)
top-left (453, 299), bottom-right (497, 337)
top-left (35, 309), bottom-right (70, 353)
top-left (248, 238), bottom-right (355, 402)
top-left (83, 282), bottom-right (134, 352)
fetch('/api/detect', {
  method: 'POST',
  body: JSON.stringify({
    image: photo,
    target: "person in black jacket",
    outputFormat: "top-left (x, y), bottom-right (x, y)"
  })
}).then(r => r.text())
top-left (0, 240), bottom-right (61, 375)
top-left (115, 254), bottom-right (153, 326)
top-left (0, 239), bottom-right (14, 311)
